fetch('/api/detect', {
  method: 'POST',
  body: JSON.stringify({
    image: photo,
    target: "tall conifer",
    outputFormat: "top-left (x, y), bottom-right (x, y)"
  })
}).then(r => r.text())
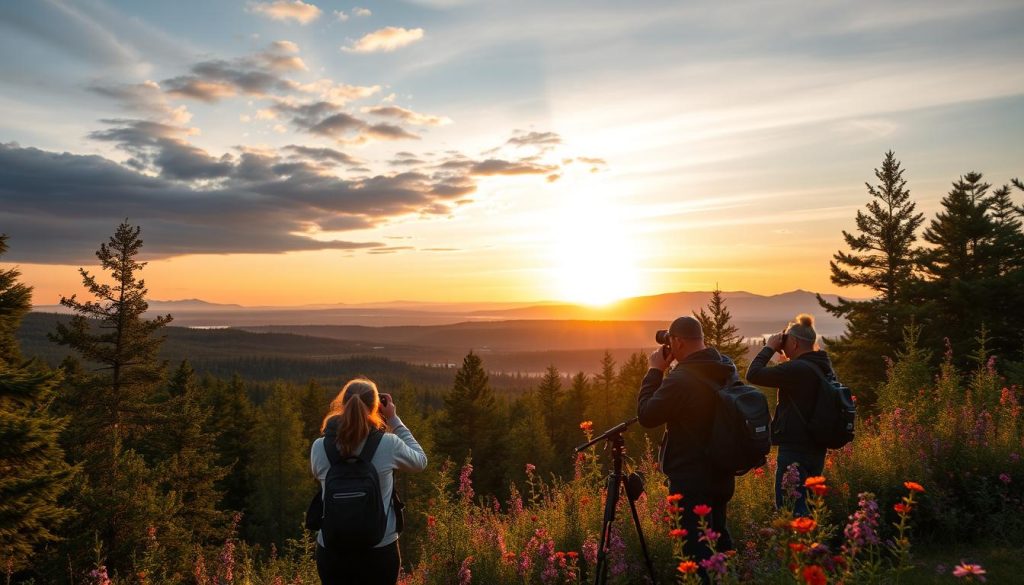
top-left (694, 287), bottom-right (748, 372)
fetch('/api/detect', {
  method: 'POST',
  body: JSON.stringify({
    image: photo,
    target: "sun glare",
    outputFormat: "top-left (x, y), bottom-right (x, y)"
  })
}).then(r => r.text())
top-left (549, 175), bottom-right (643, 306)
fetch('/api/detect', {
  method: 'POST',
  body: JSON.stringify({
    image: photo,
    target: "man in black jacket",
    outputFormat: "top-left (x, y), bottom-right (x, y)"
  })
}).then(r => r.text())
top-left (638, 316), bottom-right (737, 564)
top-left (746, 314), bottom-right (834, 516)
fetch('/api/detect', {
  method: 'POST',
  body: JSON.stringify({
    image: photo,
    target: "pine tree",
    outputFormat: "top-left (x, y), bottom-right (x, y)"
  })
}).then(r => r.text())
top-left (434, 351), bottom-right (504, 495)
top-left (817, 152), bottom-right (925, 403)
top-left (693, 286), bottom-right (748, 372)
top-left (158, 361), bottom-right (228, 551)
top-left (535, 365), bottom-right (563, 449)
top-left (49, 220), bottom-right (172, 454)
top-left (587, 351), bottom-right (617, 431)
top-left (918, 173), bottom-right (997, 360)
top-left (978, 182), bottom-right (1024, 360)
top-left (47, 221), bottom-right (176, 574)
top-left (0, 235), bottom-right (75, 572)
top-left (202, 374), bottom-right (255, 514)
top-left (298, 378), bottom-right (327, 443)
top-left (247, 383), bottom-right (310, 546)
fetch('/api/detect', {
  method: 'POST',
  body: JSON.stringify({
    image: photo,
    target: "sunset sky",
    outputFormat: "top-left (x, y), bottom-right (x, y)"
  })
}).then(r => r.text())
top-left (2, 0), bottom-right (1023, 306)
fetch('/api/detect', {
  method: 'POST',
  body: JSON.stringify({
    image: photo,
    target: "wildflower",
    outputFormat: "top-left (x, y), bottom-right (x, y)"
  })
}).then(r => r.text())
top-left (502, 551), bottom-right (517, 563)
top-left (805, 476), bottom-right (829, 496)
top-left (677, 561), bottom-right (699, 574)
top-left (459, 463), bottom-right (475, 501)
top-left (608, 527), bottom-right (627, 576)
top-left (700, 552), bottom-right (728, 576)
top-left (952, 562), bottom-right (987, 582)
top-left (525, 463), bottom-right (536, 474)
top-left (999, 473), bottom-right (1011, 485)
top-left (427, 515), bottom-right (436, 527)
top-left (693, 504), bottom-right (712, 516)
top-left (790, 517), bottom-right (817, 533)
top-left (904, 481), bottom-right (925, 493)
top-left (781, 463), bottom-right (802, 500)
top-left (579, 420), bottom-right (593, 432)
top-left (457, 556), bottom-right (473, 585)
top-left (669, 528), bottom-right (688, 539)
top-left (582, 537), bottom-right (599, 566)
top-left (666, 493), bottom-right (683, 503)
top-left (802, 564), bottom-right (827, 585)
top-left (88, 566), bottom-right (112, 585)
top-left (789, 542), bottom-right (806, 553)
top-left (699, 528), bottom-right (720, 545)
top-left (843, 492), bottom-right (881, 550)
top-left (893, 503), bottom-right (912, 514)
top-left (753, 467), bottom-right (766, 478)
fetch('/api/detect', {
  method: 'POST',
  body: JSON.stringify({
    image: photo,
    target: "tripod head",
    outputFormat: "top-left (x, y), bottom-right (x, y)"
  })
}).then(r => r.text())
top-left (574, 416), bottom-right (640, 453)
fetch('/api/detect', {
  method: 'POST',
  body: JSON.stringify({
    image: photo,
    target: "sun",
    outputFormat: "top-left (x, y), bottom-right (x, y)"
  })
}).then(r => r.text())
top-left (548, 177), bottom-right (643, 307)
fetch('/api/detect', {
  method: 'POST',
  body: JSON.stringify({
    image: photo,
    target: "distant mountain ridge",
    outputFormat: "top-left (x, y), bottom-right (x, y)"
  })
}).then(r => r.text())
top-left (34, 289), bottom-right (857, 330)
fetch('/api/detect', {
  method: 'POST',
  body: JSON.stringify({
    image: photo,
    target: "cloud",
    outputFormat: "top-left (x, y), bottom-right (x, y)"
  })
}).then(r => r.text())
top-left (277, 100), bottom-right (420, 143)
top-left (364, 105), bottom-right (452, 126)
top-left (292, 79), bottom-right (382, 105)
top-left (160, 43), bottom-right (310, 103)
top-left (343, 27), bottom-right (425, 53)
top-left (506, 131), bottom-right (562, 147)
top-left (283, 145), bottom-right (361, 166)
top-left (468, 159), bottom-right (556, 176)
top-left (88, 80), bottom-right (193, 125)
top-left (353, 7), bottom-right (372, 17)
top-left (248, 0), bottom-right (322, 24)
top-left (334, 10), bottom-right (349, 22)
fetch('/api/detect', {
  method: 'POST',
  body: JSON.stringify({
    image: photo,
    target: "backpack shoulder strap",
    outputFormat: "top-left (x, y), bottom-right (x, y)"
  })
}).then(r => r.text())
top-left (682, 368), bottom-right (725, 392)
top-left (322, 436), bottom-right (343, 466)
top-left (802, 360), bottom-right (829, 382)
top-left (359, 429), bottom-right (385, 463)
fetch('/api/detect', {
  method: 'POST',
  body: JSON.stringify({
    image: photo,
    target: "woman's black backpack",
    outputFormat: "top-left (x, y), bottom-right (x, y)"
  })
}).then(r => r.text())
top-left (797, 362), bottom-right (856, 449)
top-left (318, 431), bottom-right (388, 550)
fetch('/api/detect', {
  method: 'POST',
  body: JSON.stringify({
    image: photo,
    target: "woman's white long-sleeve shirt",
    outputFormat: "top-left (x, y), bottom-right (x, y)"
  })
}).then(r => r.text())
top-left (310, 415), bottom-right (427, 548)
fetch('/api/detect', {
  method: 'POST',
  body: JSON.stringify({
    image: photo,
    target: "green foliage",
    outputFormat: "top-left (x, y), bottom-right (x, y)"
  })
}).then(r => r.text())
top-left (246, 384), bottom-right (310, 547)
top-left (694, 286), bottom-right (748, 373)
top-left (0, 235), bottom-right (31, 364)
top-left (202, 373), bottom-right (255, 515)
top-left (819, 151), bottom-right (925, 406)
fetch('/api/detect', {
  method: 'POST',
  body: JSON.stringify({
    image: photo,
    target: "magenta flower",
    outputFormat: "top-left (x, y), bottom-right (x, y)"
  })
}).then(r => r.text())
top-left (458, 556), bottom-right (473, 585)
top-left (953, 562), bottom-right (987, 582)
top-left (999, 473), bottom-right (1011, 485)
top-left (458, 463), bottom-right (475, 501)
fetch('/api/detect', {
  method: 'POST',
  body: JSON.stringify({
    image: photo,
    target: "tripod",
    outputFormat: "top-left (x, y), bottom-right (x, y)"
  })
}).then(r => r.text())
top-left (575, 417), bottom-right (657, 585)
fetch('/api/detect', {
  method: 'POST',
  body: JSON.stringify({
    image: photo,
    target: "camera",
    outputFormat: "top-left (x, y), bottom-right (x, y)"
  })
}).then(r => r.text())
top-left (655, 329), bottom-right (670, 345)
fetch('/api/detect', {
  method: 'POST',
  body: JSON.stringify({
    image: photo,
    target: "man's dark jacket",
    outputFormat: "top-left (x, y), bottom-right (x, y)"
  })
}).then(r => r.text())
top-left (637, 347), bottom-right (738, 499)
top-left (746, 347), bottom-right (835, 454)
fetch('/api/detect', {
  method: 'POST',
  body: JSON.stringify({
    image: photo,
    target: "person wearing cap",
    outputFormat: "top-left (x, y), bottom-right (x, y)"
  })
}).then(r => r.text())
top-left (746, 313), bottom-right (835, 516)
top-left (637, 315), bottom-right (738, 566)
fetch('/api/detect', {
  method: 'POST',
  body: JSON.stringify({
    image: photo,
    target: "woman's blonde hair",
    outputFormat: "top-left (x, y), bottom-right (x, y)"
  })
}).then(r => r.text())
top-left (320, 378), bottom-right (385, 456)
top-left (786, 313), bottom-right (818, 347)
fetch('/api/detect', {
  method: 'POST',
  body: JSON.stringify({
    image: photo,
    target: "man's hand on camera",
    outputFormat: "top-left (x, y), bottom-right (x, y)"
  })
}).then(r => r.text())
top-left (380, 393), bottom-right (397, 419)
top-left (649, 347), bottom-right (672, 371)
top-left (766, 333), bottom-right (785, 352)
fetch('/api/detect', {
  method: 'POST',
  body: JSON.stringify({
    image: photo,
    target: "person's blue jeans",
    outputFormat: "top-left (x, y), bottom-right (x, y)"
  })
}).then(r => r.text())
top-left (775, 447), bottom-right (826, 517)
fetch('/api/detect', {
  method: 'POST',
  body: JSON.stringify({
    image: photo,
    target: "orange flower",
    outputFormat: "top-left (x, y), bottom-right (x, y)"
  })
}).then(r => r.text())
top-left (904, 481), bottom-right (925, 493)
top-left (693, 504), bottom-right (712, 516)
top-left (893, 503), bottom-right (911, 514)
top-left (809, 484), bottom-right (829, 496)
top-left (666, 493), bottom-right (684, 503)
top-left (790, 517), bottom-right (817, 533)
top-left (669, 528), bottom-right (688, 539)
top-left (579, 421), bottom-right (594, 432)
top-left (804, 476), bottom-right (827, 488)
top-left (802, 564), bottom-right (827, 585)
top-left (677, 561), bottom-right (699, 574)
top-left (566, 551), bottom-right (578, 559)
top-left (789, 542), bottom-right (806, 553)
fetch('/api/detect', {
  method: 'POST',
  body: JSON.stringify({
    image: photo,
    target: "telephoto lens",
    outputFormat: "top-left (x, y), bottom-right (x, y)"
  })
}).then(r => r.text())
top-left (655, 329), bottom-right (670, 345)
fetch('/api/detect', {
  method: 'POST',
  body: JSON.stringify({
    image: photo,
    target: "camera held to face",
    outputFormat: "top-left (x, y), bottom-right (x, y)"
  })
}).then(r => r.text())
top-left (655, 329), bottom-right (670, 345)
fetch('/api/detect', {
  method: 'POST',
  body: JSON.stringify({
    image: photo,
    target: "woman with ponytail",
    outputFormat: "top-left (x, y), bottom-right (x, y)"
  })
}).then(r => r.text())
top-left (310, 378), bottom-right (427, 585)
top-left (747, 314), bottom-right (836, 516)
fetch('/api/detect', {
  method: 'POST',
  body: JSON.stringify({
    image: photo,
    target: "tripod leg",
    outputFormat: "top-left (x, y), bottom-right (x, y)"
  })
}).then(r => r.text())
top-left (627, 495), bottom-right (658, 584)
top-left (593, 472), bottom-right (621, 585)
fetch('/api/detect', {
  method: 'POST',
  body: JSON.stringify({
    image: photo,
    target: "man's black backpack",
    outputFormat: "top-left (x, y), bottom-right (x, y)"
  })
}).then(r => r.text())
top-left (318, 430), bottom-right (388, 550)
top-left (796, 362), bottom-right (856, 449)
top-left (692, 371), bottom-right (772, 476)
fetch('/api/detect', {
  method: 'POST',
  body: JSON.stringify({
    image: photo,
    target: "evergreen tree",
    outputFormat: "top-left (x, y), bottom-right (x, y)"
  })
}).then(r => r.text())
top-left (202, 374), bottom-right (255, 514)
top-left (49, 221), bottom-right (172, 454)
top-left (586, 351), bottom-right (617, 431)
top-left (535, 365), bottom-right (563, 449)
top-left (0, 235), bottom-right (31, 364)
top-left (247, 383), bottom-right (309, 546)
top-left (507, 393), bottom-right (557, 480)
top-left (616, 351), bottom-right (657, 453)
top-left (434, 352), bottom-right (504, 496)
top-left (918, 173), bottom-right (998, 361)
top-left (818, 152), bottom-right (925, 403)
top-left (157, 361), bottom-right (228, 552)
top-left (299, 378), bottom-right (327, 443)
top-left (693, 286), bottom-right (748, 372)
top-left (978, 181), bottom-right (1024, 360)
top-left (46, 222), bottom-right (176, 574)
top-left (0, 235), bottom-right (75, 572)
